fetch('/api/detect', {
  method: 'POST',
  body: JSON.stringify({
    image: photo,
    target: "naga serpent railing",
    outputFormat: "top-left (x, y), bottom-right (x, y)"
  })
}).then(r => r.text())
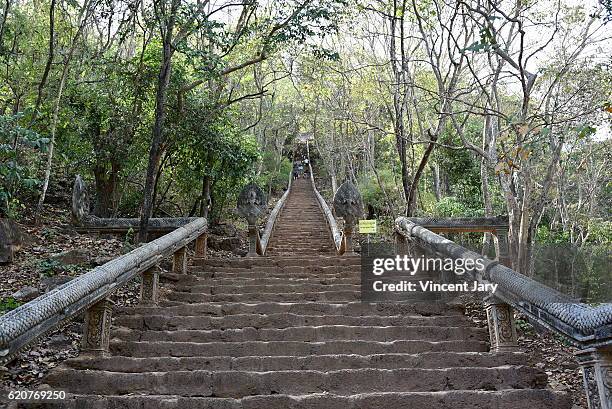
top-left (71, 175), bottom-right (198, 236)
top-left (306, 158), bottom-right (343, 253)
top-left (236, 169), bottom-right (293, 256)
top-left (258, 169), bottom-right (293, 255)
top-left (306, 141), bottom-right (364, 255)
top-left (0, 218), bottom-right (207, 363)
top-left (395, 216), bottom-right (612, 408)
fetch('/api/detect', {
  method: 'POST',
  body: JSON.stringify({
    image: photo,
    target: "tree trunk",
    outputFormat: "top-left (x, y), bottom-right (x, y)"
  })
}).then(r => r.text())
top-left (138, 0), bottom-right (178, 242)
top-left (481, 115), bottom-right (493, 256)
top-left (34, 0), bottom-right (55, 113)
top-left (431, 164), bottom-right (441, 201)
top-left (199, 174), bottom-right (211, 218)
top-left (406, 134), bottom-right (436, 216)
top-left (93, 163), bottom-right (119, 218)
top-left (35, 0), bottom-right (92, 220)
top-left (0, 0), bottom-right (11, 47)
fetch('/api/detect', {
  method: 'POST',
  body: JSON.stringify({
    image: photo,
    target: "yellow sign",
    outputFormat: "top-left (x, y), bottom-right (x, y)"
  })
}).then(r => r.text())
top-left (359, 219), bottom-right (377, 234)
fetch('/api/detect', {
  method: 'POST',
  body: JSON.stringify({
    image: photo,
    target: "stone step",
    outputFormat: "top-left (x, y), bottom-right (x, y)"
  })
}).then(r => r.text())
top-left (270, 232), bottom-right (329, 236)
top-left (112, 325), bottom-right (487, 343)
top-left (119, 301), bottom-right (465, 317)
top-left (172, 283), bottom-right (362, 294)
top-left (266, 243), bottom-right (331, 248)
top-left (265, 250), bottom-right (334, 256)
top-left (272, 228), bottom-right (329, 232)
top-left (271, 233), bottom-right (330, 238)
top-left (193, 264), bottom-right (360, 274)
top-left (165, 290), bottom-right (364, 303)
top-left (109, 339), bottom-right (489, 357)
top-left (191, 270), bottom-right (360, 280)
top-left (114, 313), bottom-right (472, 331)
top-left (274, 220), bottom-right (328, 224)
top-left (195, 256), bottom-right (360, 268)
top-left (47, 366), bottom-right (546, 397)
top-left (170, 288), bottom-right (446, 302)
top-left (266, 246), bottom-right (333, 251)
top-left (164, 291), bottom-right (441, 303)
top-left (64, 351), bottom-right (528, 373)
top-left (35, 390), bottom-right (571, 409)
top-left (204, 276), bottom-right (362, 285)
top-left (264, 247), bottom-right (332, 252)
top-left (267, 241), bottom-right (332, 245)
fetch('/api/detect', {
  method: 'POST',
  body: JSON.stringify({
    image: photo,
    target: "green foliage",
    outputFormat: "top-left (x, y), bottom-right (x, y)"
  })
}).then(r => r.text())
top-left (172, 98), bottom-right (260, 220)
top-left (536, 225), bottom-right (571, 244)
top-left (432, 197), bottom-right (472, 217)
top-left (579, 244), bottom-right (612, 303)
top-left (515, 318), bottom-right (535, 335)
top-left (0, 113), bottom-right (47, 217)
top-left (358, 168), bottom-right (396, 214)
top-left (587, 220), bottom-right (612, 244)
top-left (433, 122), bottom-right (484, 212)
top-left (256, 154), bottom-right (292, 195)
top-left (35, 258), bottom-right (81, 277)
top-left (0, 297), bottom-right (22, 314)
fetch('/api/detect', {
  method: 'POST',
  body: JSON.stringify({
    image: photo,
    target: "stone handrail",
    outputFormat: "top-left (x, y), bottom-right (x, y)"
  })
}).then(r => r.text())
top-left (395, 216), bottom-right (612, 347)
top-left (0, 218), bottom-right (207, 363)
top-left (259, 169), bottom-right (293, 255)
top-left (71, 175), bottom-right (198, 234)
top-left (75, 216), bottom-right (198, 233)
top-left (305, 143), bottom-right (344, 253)
top-left (407, 216), bottom-right (509, 232)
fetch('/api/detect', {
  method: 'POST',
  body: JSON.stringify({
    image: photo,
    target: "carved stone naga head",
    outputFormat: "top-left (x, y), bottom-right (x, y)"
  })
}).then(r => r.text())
top-left (236, 183), bottom-right (267, 225)
top-left (71, 175), bottom-right (90, 225)
top-left (333, 181), bottom-right (363, 228)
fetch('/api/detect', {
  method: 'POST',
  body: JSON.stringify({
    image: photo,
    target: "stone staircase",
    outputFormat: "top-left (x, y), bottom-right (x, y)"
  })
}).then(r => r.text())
top-left (266, 178), bottom-right (335, 256)
top-left (36, 177), bottom-right (571, 408)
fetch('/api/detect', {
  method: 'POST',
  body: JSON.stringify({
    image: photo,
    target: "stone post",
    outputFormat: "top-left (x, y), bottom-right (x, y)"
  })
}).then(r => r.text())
top-left (236, 183), bottom-right (266, 257)
top-left (333, 181), bottom-right (363, 254)
top-left (395, 232), bottom-right (410, 255)
top-left (140, 266), bottom-right (159, 305)
top-left (247, 225), bottom-right (258, 257)
top-left (82, 298), bottom-right (114, 354)
top-left (484, 296), bottom-right (519, 352)
top-left (195, 233), bottom-right (207, 258)
top-left (173, 246), bottom-right (187, 274)
top-left (493, 228), bottom-right (512, 268)
top-left (575, 347), bottom-right (612, 409)
top-left (343, 225), bottom-right (354, 254)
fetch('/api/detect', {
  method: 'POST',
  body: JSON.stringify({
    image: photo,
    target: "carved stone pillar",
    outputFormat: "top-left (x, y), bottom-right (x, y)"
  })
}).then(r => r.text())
top-left (82, 298), bottom-right (114, 354)
top-left (493, 228), bottom-right (512, 268)
top-left (333, 181), bottom-right (363, 254)
top-left (395, 232), bottom-right (410, 255)
top-left (173, 246), bottom-right (187, 274)
top-left (247, 225), bottom-right (258, 257)
top-left (236, 183), bottom-right (266, 257)
top-left (484, 296), bottom-right (519, 352)
top-left (343, 225), bottom-right (354, 254)
top-left (195, 233), bottom-right (207, 258)
top-left (140, 266), bottom-right (159, 305)
top-left (575, 347), bottom-right (612, 409)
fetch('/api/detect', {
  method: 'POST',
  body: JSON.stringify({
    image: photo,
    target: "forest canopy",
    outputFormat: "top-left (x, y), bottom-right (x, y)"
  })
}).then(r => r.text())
top-left (0, 0), bottom-right (610, 278)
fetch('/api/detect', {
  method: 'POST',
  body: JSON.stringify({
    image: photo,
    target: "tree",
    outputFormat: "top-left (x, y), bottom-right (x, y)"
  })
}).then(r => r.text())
top-left (137, 0), bottom-right (347, 241)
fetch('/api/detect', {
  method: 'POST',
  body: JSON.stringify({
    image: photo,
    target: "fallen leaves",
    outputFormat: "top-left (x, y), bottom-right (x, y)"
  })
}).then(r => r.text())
top-left (464, 300), bottom-right (587, 409)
